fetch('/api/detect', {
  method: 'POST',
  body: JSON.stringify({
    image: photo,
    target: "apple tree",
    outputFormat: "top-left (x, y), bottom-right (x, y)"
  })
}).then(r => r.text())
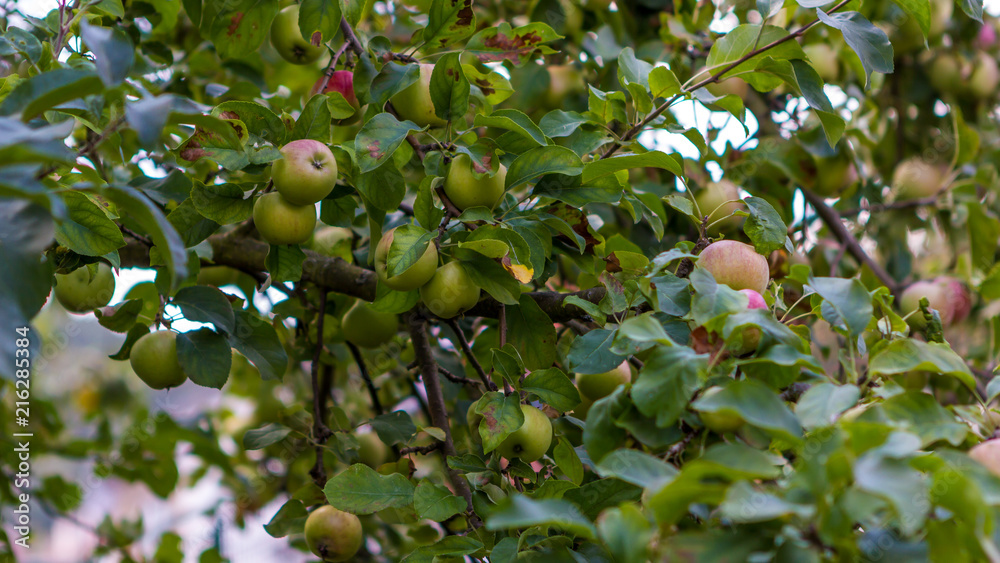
top-left (3, 0), bottom-right (1000, 560)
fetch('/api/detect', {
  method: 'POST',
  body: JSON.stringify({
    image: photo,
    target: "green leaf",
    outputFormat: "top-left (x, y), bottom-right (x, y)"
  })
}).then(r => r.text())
top-left (243, 423), bottom-right (292, 450)
top-left (105, 186), bottom-right (188, 291)
top-left (324, 464), bottom-right (416, 514)
top-left (967, 202), bottom-right (1000, 274)
top-left (869, 339), bottom-right (977, 391)
top-left (4, 27), bottom-right (42, 63)
top-left (213, 101), bottom-right (287, 146)
top-left (413, 480), bottom-right (466, 521)
top-left (816, 10), bottom-right (893, 87)
top-left (692, 380), bottom-right (803, 444)
top-left (809, 276), bottom-right (873, 338)
top-left (486, 495), bottom-right (597, 538)
top-left (400, 536), bottom-right (484, 563)
top-left (383, 224), bottom-right (434, 279)
top-left (176, 328), bottom-right (231, 389)
top-left (298, 0), bottom-right (341, 45)
top-left (795, 383), bottom-right (860, 430)
top-left (598, 503), bottom-right (654, 563)
top-left (422, 0), bottom-right (476, 48)
top-left (227, 309), bottom-right (289, 381)
top-left (566, 329), bottom-right (625, 375)
top-left (190, 182), bottom-right (253, 225)
top-left (80, 21), bottom-right (134, 87)
top-left (553, 437), bottom-right (584, 485)
top-left (54, 191), bottom-right (126, 257)
top-left (632, 346), bottom-right (706, 427)
top-left (506, 293), bottom-right (556, 370)
top-left (522, 368), bottom-right (580, 412)
top-left (265, 244), bottom-right (306, 283)
top-left (357, 161), bottom-right (405, 212)
top-left (172, 286), bottom-right (236, 333)
top-left (719, 481), bottom-right (812, 523)
top-left (588, 86), bottom-right (628, 124)
top-left (95, 299), bottom-right (144, 333)
top-left (463, 64), bottom-right (514, 105)
top-left (291, 95), bottom-right (332, 143)
top-left (465, 22), bottom-right (562, 66)
top-left (0, 68), bottom-right (104, 121)
top-left (596, 449), bottom-right (678, 489)
top-left (584, 387), bottom-right (630, 462)
top-left (741, 196), bottom-right (787, 255)
top-left (582, 151), bottom-right (683, 182)
top-left (355, 113), bottom-right (421, 173)
top-left (429, 52), bottom-right (470, 122)
top-left (263, 499), bottom-right (308, 538)
top-left (705, 25), bottom-right (806, 91)
top-left (473, 109), bottom-right (549, 147)
top-left (458, 252), bottom-right (521, 305)
top-left (476, 392), bottom-right (525, 453)
top-left (369, 411), bottom-right (417, 446)
top-left (649, 66), bottom-right (682, 100)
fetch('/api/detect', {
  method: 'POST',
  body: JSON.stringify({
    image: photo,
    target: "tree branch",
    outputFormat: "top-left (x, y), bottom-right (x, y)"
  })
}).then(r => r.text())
top-left (445, 319), bottom-right (497, 391)
top-left (346, 341), bottom-right (385, 416)
top-left (309, 291), bottom-right (333, 488)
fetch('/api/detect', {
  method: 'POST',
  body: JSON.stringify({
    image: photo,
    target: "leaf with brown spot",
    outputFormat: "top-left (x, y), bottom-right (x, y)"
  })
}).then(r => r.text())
top-left (202, 0), bottom-right (279, 60)
top-left (466, 22), bottom-right (562, 66)
top-left (474, 392), bottom-right (525, 454)
top-left (423, 0), bottom-right (476, 48)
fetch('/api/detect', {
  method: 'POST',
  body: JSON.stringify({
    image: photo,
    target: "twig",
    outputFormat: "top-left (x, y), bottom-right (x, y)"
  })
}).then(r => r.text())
top-left (839, 194), bottom-right (940, 217)
top-left (407, 360), bottom-right (482, 387)
top-left (435, 186), bottom-right (463, 218)
top-left (665, 425), bottom-right (699, 461)
top-left (37, 115), bottom-right (127, 180)
top-left (400, 443), bottom-right (442, 455)
top-left (339, 17), bottom-right (365, 54)
top-left (346, 341), bottom-right (385, 416)
top-left (446, 319), bottom-right (497, 391)
top-left (120, 225), bottom-right (153, 247)
top-left (309, 292), bottom-right (333, 487)
top-left (499, 305), bottom-right (514, 395)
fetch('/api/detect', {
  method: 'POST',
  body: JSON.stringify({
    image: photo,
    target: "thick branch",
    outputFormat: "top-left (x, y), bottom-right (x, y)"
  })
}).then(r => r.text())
top-left (408, 313), bottom-right (474, 512)
top-left (801, 189), bottom-right (900, 297)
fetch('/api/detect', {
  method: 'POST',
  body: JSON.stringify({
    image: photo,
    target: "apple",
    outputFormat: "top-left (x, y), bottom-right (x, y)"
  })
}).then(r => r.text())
top-left (304, 505), bottom-right (363, 562)
top-left (443, 153), bottom-right (508, 211)
top-left (900, 277), bottom-right (970, 328)
top-left (572, 395), bottom-right (594, 420)
top-left (308, 314), bottom-right (345, 344)
top-left (341, 301), bottom-right (398, 348)
top-left (496, 404), bottom-right (553, 462)
top-left (929, 53), bottom-right (967, 96)
top-left (969, 53), bottom-right (1000, 101)
top-left (467, 399), bottom-right (483, 444)
top-left (272, 140), bottom-right (338, 205)
top-left (129, 331), bottom-right (188, 390)
top-left (309, 226), bottom-right (354, 261)
top-left (310, 70), bottom-right (360, 110)
top-left (390, 63), bottom-right (447, 128)
top-left (706, 76), bottom-right (749, 99)
top-left (803, 44), bottom-right (839, 82)
top-left (694, 387), bottom-right (745, 433)
top-left (695, 180), bottom-right (743, 234)
top-left (891, 158), bottom-right (946, 201)
top-left (419, 261), bottom-right (481, 319)
top-left (253, 192), bottom-right (317, 246)
top-left (543, 65), bottom-right (584, 109)
top-left (696, 240), bottom-right (771, 294)
top-left (374, 227), bottom-right (439, 291)
top-left (811, 154), bottom-right (857, 197)
top-left (54, 262), bottom-right (115, 313)
top-left (270, 5), bottom-right (324, 65)
top-left (576, 361), bottom-right (631, 401)
top-left (969, 439), bottom-right (1000, 478)
top-left (733, 288), bottom-right (767, 354)
top-left (197, 265), bottom-right (240, 287)
top-left (357, 432), bottom-right (390, 468)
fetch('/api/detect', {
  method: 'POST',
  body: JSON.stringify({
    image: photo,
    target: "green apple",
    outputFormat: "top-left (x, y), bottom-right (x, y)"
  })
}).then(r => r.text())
top-left (543, 65), bottom-right (584, 108)
top-left (803, 43), bottom-right (839, 82)
top-left (706, 76), bottom-right (749, 99)
top-left (695, 387), bottom-right (745, 433)
top-left (54, 262), bottom-right (115, 313)
top-left (467, 399), bottom-right (483, 444)
top-left (419, 261), bottom-right (481, 319)
top-left (733, 288), bottom-right (767, 354)
top-left (576, 361), bottom-right (631, 401)
top-left (572, 395), bottom-right (594, 420)
top-left (270, 5), bottom-right (324, 65)
top-left (811, 153), bottom-right (857, 197)
top-left (969, 439), bottom-right (1000, 478)
top-left (309, 226), bottom-right (354, 261)
top-left (929, 53), bottom-right (967, 96)
top-left (374, 227), bottom-right (439, 291)
top-left (342, 301), bottom-right (398, 348)
top-left (304, 505), bottom-right (363, 562)
top-left (129, 331), bottom-right (188, 390)
top-left (496, 404), bottom-right (553, 462)
top-left (696, 240), bottom-right (770, 294)
top-left (443, 153), bottom-right (508, 211)
top-left (695, 180), bottom-right (743, 234)
top-left (390, 63), bottom-right (447, 127)
top-left (272, 140), bottom-right (338, 205)
top-left (197, 265), bottom-right (240, 287)
top-left (970, 53), bottom-right (1000, 101)
top-left (357, 432), bottom-right (390, 468)
top-left (891, 158), bottom-right (946, 201)
top-left (253, 192), bottom-right (317, 246)
top-left (308, 314), bottom-right (345, 344)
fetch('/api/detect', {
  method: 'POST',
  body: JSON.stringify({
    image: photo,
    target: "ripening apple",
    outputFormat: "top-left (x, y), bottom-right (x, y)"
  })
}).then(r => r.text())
top-left (272, 140), bottom-right (338, 205)
top-left (54, 262), bottom-right (116, 313)
top-left (496, 404), bottom-right (553, 462)
top-left (443, 153), bottom-right (508, 211)
top-left (803, 43), bottom-right (839, 82)
top-left (696, 240), bottom-right (771, 294)
top-left (253, 192), bottom-right (317, 246)
top-left (308, 226), bottom-right (354, 260)
top-left (129, 331), bottom-right (188, 390)
top-left (891, 158), bottom-right (946, 201)
top-left (732, 288), bottom-right (768, 354)
top-left (420, 261), bottom-right (481, 319)
top-left (969, 53), bottom-right (1000, 101)
top-left (694, 386), bottom-right (745, 433)
top-left (969, 439), bottom-right (1000, 478)
top-left (390, 63), bottom-right (447, 127)
top-left (900, 277), bottom-right (970, 328)
top-left (374, 227), bottom-right (439, 291)
top-left (304, 505), bottom-right (363, 562)
top-left (695, 180), bottom-right (743, 234)
top-left (576, 361), bottom-right (631, 402)
top-left (341, 301), bottom-right (398, 348)
top-left (310, 70), bottom-right (360, 111)
top-left (270, 5), bottom-right (324, 65)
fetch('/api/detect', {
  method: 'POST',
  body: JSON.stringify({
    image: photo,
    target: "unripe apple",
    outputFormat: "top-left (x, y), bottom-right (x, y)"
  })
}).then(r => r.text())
top-left (253, 192), bottom-right (317, 246)
top-left (130, 331), bottom-right (188, 390)
top-left (197, 265), bottom-right (240, 287)
top-left (891, 158), bottom-right (946, 201)
top-left (576, 361), bottom-right (631, 401)
top-left (969, 53), bottom-right (1000, 101)
top-left (706, 76), bottom-right (749, 99)
top-left (572, 395), bottom-right (594, 420)
top-left (467, 399), bottom-right (483, 444)
top-left (272, 140), bottom-right (338, 205)
top-left (733, 288), bottom-right (767, 354)
top-left (310, 70), bottom-right (360, 110)
top-left (270, 5), bottom-right (324, 65)
top-left (496, 404), bottom-right (553, 462)
top-left (695, 180), bottom-right (743, 234)
top-left (54, 262), bottom-right (115, 313)
top-left (357, 432), bottom-right (390, 468)
top-left (969, 439), bottom-right (1000, 478)
top-left (308, 314), bottom-right (345, 344)
top-left (308, 226), bottom-right (354, 260)
top-left (443, 153), bottom-right (508, 211)
top-left (390, 63), bottom-right (447, 127)
top-left (304, 505), bottom-right (363, 562)
top-left (342, 301), bottom-right (398, 348)
top-left (419, 261), bottom-right (481, 319)
top-left (694, 386), bottom-right (745, 433)
top-left (543, 65), bottom-right (584, 108)
top-left (929, 53), bottom-right (966, 96)
top-left (811, 154), bottom-right (857, 197)
top-left (696, 240), bottom-right (770, 294)
top-left (374, 227), bottom-right (439, 292)
top-left (803, 43), bottom-right (839, 82)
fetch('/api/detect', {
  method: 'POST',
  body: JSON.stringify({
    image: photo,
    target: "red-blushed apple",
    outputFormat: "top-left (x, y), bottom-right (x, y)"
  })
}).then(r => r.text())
top-left (891, 158), bottom-right (946, 201)
top-left (252, 192), bottom-right (317, 246)
top-left (129, 331), bottom-right (188, 390)
top-left (54, 262), bottom-right (115, 313)
top-left (443, 153), bottom-right (508, 210)
top-left (496, 404), bottom-right (553, 462)
top-left (969, 439), bottom-right (1000, 478)
top-left (304, 505), bottom-right (363, 562)
top-left (374, 227), bottom-right (439, 291)
top-left (310, 70), bottom-right (360, 110)
top-left (900, 277), bottom-right (971, 328)
top-left (576, 361), bottom-right (631, 401)
top-left (733, 288), bottom-right (767, 354)
top-left (696, 240), bottom-right (770, 294)
top-left (270, 5), bottom-right (324, 65)
top-left (272, 139), bottom-right (338, 205)
top-left (419, 261), bottom-right (481, 319)
top-left (341, 301), bottom-right (398, 348)
top-left (390, 63), bottom-right (447, 127)
top-left (695, 180), bottom-right (743, 234)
